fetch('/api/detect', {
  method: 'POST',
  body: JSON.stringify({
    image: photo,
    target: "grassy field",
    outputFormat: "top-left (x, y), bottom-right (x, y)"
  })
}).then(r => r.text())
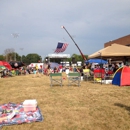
top-left (0, 73), bottom-right (130, 130)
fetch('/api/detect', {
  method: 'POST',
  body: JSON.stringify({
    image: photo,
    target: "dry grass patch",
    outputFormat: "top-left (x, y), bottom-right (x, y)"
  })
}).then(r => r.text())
top-left (0, 73), bottom-right (130, 130)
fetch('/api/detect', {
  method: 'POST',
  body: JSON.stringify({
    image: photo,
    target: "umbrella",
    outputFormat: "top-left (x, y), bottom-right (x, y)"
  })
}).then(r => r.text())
top-left (9, 61), bottom-right (25, 68)
top-left (0, 61), bottom-right (12, 70)
top-left (0, 66), bottom-right (6, 70)
top-left (0, 66), bottom-right (6, 72)
top-left (85, 59), bottom-right (107, 64)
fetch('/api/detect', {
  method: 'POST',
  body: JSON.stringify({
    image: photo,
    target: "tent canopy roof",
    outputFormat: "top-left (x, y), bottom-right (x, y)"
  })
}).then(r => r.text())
top-left (88, 44), bottom-right (130, 59)
top-left (85, 59), bottom-right (107, 64)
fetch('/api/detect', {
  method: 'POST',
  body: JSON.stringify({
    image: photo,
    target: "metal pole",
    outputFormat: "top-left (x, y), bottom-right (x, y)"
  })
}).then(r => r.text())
top-left (11, 33), bottom-right (19, 61)
top-left (98, 52), bottom-right (102, 85)
top-left (61, 26), bottom-right (86, 61)
top-left (20, 48), bottom-right (23, 62)
top-left (101, 54), bottom-right (102, 85)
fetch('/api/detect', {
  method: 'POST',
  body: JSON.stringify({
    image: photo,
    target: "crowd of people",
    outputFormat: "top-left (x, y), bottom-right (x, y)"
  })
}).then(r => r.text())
top-left (0, 67), bottom-right (28, 78)
top-left (0, 61), bottom-right (126, 80)
top-left (42, 62), bottom-right (126, 81)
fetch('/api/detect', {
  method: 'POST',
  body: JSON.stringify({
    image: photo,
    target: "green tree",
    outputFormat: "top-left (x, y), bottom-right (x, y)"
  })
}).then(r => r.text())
top-left (71, 54), bottom-right (88, 62)
top-left (0, 55), bottom-right (5, 61)
top-left (25, 53), bottom-right (42, 65)
top-left (15, 53), bottom-right (22, 61)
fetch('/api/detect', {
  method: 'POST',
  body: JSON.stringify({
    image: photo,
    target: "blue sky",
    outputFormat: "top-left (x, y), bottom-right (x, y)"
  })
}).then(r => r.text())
top-left (0, 0), bottom-right (130, 59)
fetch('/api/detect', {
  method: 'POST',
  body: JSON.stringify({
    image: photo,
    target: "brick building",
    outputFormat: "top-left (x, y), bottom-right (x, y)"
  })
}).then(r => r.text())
top-left (104, 34), bottom-right (130, 47)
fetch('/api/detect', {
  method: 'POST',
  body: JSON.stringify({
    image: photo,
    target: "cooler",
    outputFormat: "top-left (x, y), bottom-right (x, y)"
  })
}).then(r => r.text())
top-left (23, 99), bottom-right (37, 112)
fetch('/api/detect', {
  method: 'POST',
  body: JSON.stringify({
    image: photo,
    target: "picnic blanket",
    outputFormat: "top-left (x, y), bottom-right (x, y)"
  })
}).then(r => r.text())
top-left (0, 102), bottom-right (43, 128)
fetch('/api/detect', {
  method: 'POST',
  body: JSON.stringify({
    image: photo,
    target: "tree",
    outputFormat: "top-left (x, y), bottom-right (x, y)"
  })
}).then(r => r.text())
top-left (25, 53), bottom-right (42, 65)
top-left (4, 48), bottom-right (15, 61)
top-left (22, 55), bottom-right (27, 63)
top-left (71, 54), bottom-right (88, 63)
top-left (0, 55), bottom-right (5, 61)
top-left (15, 53), bottom-right (21, 61)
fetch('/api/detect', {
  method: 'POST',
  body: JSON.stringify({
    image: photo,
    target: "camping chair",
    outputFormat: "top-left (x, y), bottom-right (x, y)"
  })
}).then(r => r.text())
top-left (50, 73), bottom-right (62, 87)
top-left (106, 71), bottom-right (114, 79)
top-left (93, 69), bottom-right (106, 83)
top-left (83, 71), bottom-right (94, 81)
top-left (68, 72), bottom-right (81, 87)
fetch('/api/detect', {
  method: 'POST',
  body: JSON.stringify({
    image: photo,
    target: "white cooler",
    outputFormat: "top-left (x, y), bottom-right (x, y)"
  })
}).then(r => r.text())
top-left (23, 99), bottom-right (37, 112)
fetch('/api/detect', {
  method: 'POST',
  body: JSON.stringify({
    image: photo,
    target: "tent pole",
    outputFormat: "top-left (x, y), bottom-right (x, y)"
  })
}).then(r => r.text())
top-left (98, 52), bottom-right (102, 85)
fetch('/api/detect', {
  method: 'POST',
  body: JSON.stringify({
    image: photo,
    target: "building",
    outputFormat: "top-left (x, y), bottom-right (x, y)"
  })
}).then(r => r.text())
top-left (104, 34), bottom-right (130, 47)
top-left (47, 54), bottom-right (71, 64)
top-left (104, 34), bottom-right (130, 64)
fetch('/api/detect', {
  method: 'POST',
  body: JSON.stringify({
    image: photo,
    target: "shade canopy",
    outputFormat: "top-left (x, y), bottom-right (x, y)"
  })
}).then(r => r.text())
top-left (9, 61), bottom-right (25, 69)
top-left (88, 44), bottom-right (130, 60)
top-left (85, 59), bottom-right (107, 64)
top-left (0, 61), bottom-right (12, 70)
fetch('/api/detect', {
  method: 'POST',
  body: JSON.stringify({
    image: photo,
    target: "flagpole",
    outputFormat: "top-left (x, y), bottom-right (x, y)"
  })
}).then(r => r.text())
top-left (61, 26), bottom-right (86, 61)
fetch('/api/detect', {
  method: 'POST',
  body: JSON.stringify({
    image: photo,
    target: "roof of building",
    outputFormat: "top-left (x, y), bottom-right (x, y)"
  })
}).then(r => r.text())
top-left (104, 34), bottom-right (130, 47)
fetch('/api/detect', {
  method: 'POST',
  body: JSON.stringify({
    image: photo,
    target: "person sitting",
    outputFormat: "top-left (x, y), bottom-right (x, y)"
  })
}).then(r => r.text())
top-left (54, 67), bottom-right (58, 73)
top-left (83, 66), bottom-right (91, 81)
top-left (32, 67), bottom-right (41, 78)
top-left (113, 64), bottom-right (119, 73)
top-left (45, 64), bottom-right (52, 76)
top-left (69, 66), bottom-right (73, 72)
top-left (76, 67), bottom-right (84, 81)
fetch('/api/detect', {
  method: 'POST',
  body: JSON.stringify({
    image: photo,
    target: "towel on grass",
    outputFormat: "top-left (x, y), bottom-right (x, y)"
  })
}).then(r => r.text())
top-left (0, 102), bottom-right (43, 128)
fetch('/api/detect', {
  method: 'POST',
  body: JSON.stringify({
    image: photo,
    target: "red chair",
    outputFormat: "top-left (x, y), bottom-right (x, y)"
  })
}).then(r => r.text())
top-left (106, 70), bottom-right (114, 79)
top-left (93, 69), bottom-right (106, 83)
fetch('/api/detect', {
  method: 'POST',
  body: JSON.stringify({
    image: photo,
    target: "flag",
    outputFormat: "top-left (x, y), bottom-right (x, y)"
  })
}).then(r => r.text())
top-left (54, 42), bottom-right (68, 53)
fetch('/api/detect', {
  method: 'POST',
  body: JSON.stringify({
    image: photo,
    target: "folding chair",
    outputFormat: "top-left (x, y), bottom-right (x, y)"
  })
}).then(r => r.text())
top-left (68, 72), bottom-right (81, 87)
top-left (106, 71), bottom-right (114, 80)
top-left (83, 71), bottom-right (94, 81)
top-left (50, 73), bottom-right (62, 87)
top-left (93, 69), bottom-right (106, 83)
